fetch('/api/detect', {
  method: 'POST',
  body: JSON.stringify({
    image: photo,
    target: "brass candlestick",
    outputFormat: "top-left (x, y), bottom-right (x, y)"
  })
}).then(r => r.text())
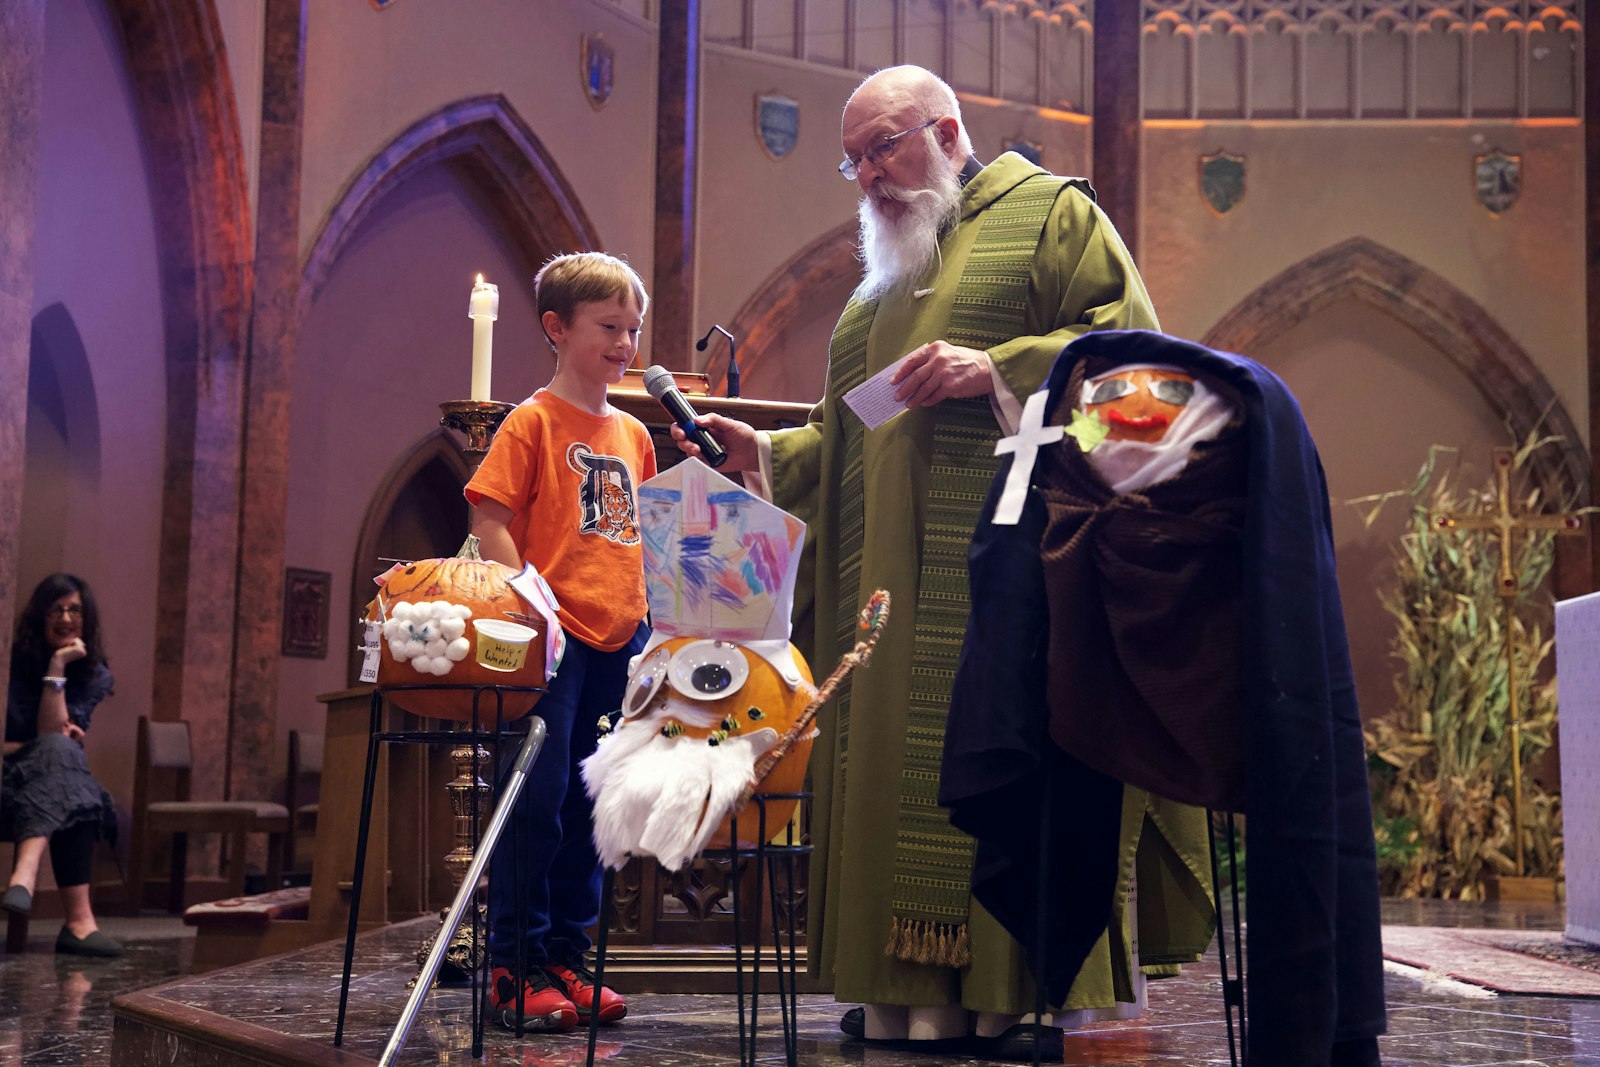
top-left (414, 741), bottom-right (493, 985)
top-left (411, 398), bottom-right (515, 986)
top-left (440, 400), bottom-right (516, 459)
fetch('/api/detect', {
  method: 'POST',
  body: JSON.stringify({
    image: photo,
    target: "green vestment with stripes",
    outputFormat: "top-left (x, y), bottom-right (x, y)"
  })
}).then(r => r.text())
top-left (770, 153), bottom-right (1215, 1014)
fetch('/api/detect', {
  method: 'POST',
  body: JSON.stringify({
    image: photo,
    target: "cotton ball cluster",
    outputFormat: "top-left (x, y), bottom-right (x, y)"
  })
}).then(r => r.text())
top-left (383, 601), bottom-right (472, 676)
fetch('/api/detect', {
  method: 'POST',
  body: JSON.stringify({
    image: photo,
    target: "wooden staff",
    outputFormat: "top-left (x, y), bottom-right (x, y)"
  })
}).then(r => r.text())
top-left (737, 590), bottom-right (891, 808)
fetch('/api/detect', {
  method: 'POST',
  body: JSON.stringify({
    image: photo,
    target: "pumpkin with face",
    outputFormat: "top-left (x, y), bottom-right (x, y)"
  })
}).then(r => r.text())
top-left (363, 536), bottom-right (547, 721)
top-left (1083, 366), bottom-right (1197, 444)
top-left (582, 635), bottom-right (816, 870)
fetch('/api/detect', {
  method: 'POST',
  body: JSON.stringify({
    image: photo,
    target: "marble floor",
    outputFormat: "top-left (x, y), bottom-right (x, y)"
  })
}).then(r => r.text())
top-left (3, 900), bottom-right (1600, 1065)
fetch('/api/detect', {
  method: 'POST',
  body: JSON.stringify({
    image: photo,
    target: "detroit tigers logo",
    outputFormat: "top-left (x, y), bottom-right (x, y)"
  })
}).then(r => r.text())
top-left (567, 443), bottom-right (640, 544)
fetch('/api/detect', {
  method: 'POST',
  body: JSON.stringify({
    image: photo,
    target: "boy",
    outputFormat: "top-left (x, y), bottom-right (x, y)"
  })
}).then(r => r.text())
top-left (466, 251), bottom-right (655, 1033)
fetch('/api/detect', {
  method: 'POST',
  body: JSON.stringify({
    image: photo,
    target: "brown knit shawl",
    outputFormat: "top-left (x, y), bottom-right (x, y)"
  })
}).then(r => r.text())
top-left (1036, 361), bottom-right (1250, 812)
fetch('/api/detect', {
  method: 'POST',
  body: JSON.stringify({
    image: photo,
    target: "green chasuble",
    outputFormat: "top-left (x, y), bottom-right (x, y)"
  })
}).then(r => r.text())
top-left (770, 153), bottom-right (1214, 1014)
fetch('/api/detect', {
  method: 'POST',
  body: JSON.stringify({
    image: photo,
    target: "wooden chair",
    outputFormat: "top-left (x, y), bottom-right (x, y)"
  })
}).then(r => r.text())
top-left (127, 717), bottom-right (290, 913)
top-left (284, 729), bottom-right (323, 874)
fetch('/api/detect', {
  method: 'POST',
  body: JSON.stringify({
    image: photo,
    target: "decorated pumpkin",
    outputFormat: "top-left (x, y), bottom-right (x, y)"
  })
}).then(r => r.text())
top-left (364, 535), bottom-right (550, 721)
top-left (1083, 366), bottom-right (1197, 443)
top-left (582, 635), bottom-right (815, 870)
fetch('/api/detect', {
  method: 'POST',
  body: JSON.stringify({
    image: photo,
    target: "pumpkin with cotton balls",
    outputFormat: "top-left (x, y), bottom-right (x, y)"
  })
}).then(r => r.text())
top-left (364, 535), bottom-right (547, 721)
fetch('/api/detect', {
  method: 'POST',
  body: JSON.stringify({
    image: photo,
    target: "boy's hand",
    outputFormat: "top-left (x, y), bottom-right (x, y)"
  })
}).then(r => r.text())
top-left (669, 414), bottom-right (759, 472)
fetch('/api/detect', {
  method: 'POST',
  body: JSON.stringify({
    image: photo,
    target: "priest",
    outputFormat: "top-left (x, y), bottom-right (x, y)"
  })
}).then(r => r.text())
top-left (670, 64), bottom-right (1213, 1058)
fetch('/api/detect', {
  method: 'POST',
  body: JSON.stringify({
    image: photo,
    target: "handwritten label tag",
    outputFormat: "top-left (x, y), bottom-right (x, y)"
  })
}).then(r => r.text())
top-left (358, 620), bottom-right (381, 684)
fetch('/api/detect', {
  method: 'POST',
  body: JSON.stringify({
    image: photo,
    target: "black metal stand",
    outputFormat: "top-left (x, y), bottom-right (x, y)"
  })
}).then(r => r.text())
top-left (332, 683), bottom-right (543, 1062)
top-left (585, 792), bottom-right (811, 1067)
top-left (1207, 808), bottom-right (1247, 1067)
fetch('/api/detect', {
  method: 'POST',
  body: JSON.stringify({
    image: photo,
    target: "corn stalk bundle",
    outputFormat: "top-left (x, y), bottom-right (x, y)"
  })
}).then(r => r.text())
top-left (1352, 436), bottom-right (1566, 899)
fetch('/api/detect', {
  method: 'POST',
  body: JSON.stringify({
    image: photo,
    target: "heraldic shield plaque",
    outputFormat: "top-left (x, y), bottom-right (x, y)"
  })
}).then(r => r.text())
top-left (581, 33), bottom-right (614, 108)
top-left (1200, 150), bottom-right (1245, 215)
top-left (756, 92), bottom-right (799, 159)
top-left (1475, 148), bottom-right (1520, 214)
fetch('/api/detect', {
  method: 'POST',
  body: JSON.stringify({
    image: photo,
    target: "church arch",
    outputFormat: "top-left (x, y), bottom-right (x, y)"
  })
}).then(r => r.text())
top-left (105, 0), bottom-right (254, 735)
top-left (298, 95), bottom-right (600, 327)
top-left (20, 305), bottom-right (103, 584)
top-left (725, 220), bottom-right (860, 399)
top-left (345, 430), bottom-right (473, 683)
top-left (1203, 236), bottom-right (1588, 505)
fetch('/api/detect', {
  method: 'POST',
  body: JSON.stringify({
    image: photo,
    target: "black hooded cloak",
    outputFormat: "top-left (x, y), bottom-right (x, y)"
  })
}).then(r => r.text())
top-left (942, 330), bottom-right (1385, 1067)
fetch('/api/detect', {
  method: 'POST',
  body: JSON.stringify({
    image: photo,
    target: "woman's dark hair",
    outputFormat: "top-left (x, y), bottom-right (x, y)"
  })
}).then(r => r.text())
top-left (11, 572), bottom-right (106, 680)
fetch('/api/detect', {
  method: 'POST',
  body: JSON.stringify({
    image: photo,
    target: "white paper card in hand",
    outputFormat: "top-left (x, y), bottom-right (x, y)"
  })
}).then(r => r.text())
top-left (842, 356), bottom-right (912, 431)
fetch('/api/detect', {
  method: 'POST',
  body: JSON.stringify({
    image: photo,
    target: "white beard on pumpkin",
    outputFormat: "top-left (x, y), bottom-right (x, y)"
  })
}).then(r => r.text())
top-left (582, 692), bottom-right (819, 871)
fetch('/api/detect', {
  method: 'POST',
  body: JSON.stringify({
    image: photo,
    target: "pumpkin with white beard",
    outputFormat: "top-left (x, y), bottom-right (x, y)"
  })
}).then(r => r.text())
top-left (582, 636), bottom-right (816, 871)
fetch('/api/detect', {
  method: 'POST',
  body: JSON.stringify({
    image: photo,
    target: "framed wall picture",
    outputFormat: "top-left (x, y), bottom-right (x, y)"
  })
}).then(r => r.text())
top-left (282, 567), bottom-right (332, 658)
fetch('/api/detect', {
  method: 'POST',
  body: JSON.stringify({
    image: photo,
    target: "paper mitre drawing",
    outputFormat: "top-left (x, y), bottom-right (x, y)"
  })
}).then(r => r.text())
top-left (581, 458), bottom-right (816, 871)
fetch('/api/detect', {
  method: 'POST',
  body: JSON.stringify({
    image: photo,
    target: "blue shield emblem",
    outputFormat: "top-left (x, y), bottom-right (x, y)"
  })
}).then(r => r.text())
top-left (755, 93), bottom-right (799, 159)
top-left (582, 34), bottom-right (614, 108)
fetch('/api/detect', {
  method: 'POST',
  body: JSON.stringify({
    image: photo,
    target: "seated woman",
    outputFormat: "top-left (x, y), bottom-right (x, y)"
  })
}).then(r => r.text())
top-left (2, 573), bottom-right (121, 956)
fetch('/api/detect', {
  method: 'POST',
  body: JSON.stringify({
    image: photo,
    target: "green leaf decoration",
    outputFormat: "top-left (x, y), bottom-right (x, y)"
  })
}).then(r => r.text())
top-left (1065, 407), bottom-right (1110, 453)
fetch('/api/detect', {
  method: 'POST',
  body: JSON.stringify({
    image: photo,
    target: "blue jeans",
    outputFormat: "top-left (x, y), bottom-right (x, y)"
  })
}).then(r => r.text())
top-left (487, 622), bottom-right (648, 971)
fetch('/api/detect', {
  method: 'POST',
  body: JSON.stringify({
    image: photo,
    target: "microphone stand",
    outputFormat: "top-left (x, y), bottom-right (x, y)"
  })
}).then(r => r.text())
top-left (695, 324), bottom-right (741, 398)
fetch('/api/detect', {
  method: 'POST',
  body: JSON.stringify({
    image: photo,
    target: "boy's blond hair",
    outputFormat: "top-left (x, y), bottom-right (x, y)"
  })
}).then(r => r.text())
top-left (534, 252), bottom-right (649, 349)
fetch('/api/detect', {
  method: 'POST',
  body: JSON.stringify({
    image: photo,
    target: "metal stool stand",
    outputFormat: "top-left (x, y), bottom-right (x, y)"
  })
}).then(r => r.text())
top-left (585, 792), bottom-right (811, 1067)
top-left (332, 683), bottom-right (542, 1061)
top-left (1207, 808), bottom-right (1247, 1067)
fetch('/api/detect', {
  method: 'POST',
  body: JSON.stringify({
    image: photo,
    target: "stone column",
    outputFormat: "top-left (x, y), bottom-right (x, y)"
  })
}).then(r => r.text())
top-left (651, 0), bottom-right (699, 370)
top-left (1092, 0), bottom-right (1141, 259)
top-left (227, 0), bottom-right (307, 802)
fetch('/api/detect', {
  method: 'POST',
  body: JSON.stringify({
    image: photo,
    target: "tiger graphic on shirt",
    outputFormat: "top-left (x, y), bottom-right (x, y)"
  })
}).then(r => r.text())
top-left (567, 443), bottom-right (640, 544)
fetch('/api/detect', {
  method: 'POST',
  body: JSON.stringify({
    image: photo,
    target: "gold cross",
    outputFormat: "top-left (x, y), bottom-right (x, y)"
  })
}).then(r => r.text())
top-left (1433, 446), bottom-right (1584, 877)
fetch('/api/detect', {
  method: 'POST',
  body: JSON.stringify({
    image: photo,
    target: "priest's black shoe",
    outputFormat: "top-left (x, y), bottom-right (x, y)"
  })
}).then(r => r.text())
top-left (840, 1006), bottom-right (865, 1038)
top-left (970, 1022), bottom-right (1065, 1062)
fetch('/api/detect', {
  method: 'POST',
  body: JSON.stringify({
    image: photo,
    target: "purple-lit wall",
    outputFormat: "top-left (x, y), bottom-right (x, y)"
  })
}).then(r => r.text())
top-left (20, 0), bottom-right (167, 873)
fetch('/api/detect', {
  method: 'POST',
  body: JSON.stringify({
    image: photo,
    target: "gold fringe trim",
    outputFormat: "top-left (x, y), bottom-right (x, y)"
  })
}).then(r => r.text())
top-left (883, 916), bottom-right (972, 968)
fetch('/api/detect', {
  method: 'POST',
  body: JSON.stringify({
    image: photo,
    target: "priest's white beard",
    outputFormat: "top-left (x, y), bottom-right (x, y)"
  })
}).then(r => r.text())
top-left (855, 146), bottom-right (964, 302)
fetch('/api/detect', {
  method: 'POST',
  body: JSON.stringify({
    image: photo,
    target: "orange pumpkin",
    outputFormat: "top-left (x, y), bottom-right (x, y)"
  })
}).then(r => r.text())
top-left (364, 536), bottom-right (547, 721)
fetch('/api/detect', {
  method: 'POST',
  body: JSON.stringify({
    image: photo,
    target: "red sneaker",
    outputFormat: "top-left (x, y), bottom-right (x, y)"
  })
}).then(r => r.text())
top-left (545, 955), bottom-right (627, 1023)
top-left (489, 965), bottom-right (578, 1033)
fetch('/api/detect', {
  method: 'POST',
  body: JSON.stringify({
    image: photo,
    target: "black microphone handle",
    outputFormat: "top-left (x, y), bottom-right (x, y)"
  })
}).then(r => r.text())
top-left (657, 388), bottom-right (729, 468)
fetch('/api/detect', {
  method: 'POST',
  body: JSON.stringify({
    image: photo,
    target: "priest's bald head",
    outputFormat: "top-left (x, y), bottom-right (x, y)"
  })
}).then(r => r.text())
top-left (842, 66), bottom-right (977, 300)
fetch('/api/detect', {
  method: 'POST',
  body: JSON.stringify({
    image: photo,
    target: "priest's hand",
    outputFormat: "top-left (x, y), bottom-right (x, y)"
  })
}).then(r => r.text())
top-left (891, 342), bottom-right (994, 407)
top-left (670, 413), bottom-right (760, 472)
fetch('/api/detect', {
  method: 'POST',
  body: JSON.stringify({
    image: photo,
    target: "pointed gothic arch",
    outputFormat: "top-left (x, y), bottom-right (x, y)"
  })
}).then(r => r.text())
top-left (346, 430), bottom-right (473, 683)
top-left (298, 95), bottom-right (600, 326)
top-left (724, 220), bottom-right (860, 397)
top-left (1203, 236), bottom-right (1588, 505)
top-left (109, 0), bottom-right (253, 732)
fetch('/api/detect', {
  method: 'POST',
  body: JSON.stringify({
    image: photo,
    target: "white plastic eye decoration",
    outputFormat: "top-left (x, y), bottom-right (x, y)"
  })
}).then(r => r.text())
top-left (622, 646), bottom-right (672, 718)
top-left (666, 640), bottom-right (749, 701)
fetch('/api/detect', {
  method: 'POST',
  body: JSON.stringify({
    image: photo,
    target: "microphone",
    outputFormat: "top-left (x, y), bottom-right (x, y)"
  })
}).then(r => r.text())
top-left (642, 365), bottom-right (728, 468)
top-left (694, 324), bottom-right (741, 399)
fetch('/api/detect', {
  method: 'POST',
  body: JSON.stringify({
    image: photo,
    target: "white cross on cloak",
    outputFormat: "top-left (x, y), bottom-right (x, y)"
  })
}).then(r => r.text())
top-left (992, 389), bottom-right (1065, 525)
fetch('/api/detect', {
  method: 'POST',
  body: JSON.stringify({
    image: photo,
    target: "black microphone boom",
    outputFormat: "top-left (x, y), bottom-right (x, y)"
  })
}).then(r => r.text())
top-left (642, 365), bottom-right (729, 468)
top-left (694, 324), bottom-right (741, 399)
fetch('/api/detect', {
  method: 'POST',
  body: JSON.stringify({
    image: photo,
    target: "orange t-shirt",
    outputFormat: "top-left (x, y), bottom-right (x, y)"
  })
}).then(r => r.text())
top-left (465, 390), bottom-right (657, 652)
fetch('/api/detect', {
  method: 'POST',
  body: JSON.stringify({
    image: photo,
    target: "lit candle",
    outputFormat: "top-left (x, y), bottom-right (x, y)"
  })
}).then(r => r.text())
top-left (468, 274), bottom-right (499, 401)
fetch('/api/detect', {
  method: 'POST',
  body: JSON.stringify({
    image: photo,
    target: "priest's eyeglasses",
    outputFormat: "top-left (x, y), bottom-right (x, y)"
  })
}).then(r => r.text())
top-left (839, 118), bottom-right (939, 180)
top-left (1088, 377), bottom-right (1196, 406)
